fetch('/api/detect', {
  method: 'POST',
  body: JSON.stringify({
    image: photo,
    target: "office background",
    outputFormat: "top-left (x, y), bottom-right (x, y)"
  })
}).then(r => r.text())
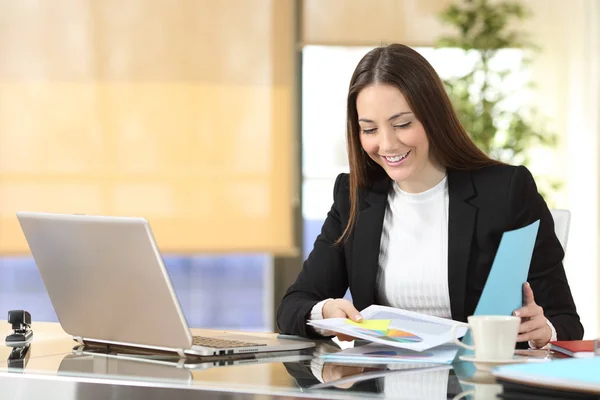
top-left (0, 0), bottom-right (598, 338)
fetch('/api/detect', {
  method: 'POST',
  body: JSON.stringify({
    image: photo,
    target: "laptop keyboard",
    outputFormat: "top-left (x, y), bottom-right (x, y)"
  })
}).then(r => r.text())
top-left (192, 336), bottom-right (267, 349)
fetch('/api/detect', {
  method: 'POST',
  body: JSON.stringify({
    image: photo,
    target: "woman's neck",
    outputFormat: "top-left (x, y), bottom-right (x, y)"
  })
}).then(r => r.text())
top-left (396, 163), bottom-right (447, 194)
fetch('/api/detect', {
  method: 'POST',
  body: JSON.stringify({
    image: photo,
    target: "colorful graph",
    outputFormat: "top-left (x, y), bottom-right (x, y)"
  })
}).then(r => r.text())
top-left (353, 327), bottom-right (423, 343)
top-left (343, 319), bottom-right (424, 343)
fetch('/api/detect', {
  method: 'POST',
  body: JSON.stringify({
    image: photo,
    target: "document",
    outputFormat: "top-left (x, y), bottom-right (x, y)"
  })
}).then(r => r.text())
top-left (309, 364), bottom-right (453, 390)
top-left (320, 342), bottom-right (459, 364)
top-left (493, 357), bottom-right (600, 392)
top-left (308, 305), bottom-right (468, 352)
top-left (473, 219), bottom-right (540, 316)
top-left (460, 219), bottom-right (540, 350)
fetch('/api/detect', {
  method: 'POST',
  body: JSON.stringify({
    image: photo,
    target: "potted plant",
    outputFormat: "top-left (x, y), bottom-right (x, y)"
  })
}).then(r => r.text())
top-left (437, 0), bottom-right (559, 201)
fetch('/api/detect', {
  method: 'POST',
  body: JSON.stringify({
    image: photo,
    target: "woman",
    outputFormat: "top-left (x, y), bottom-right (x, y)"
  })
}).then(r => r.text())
top-left (277, 44), bottom-right (583, 348)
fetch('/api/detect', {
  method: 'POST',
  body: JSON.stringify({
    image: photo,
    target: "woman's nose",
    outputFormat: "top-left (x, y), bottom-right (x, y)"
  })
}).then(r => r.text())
top-left (380, 128), bottom-right (400, 152)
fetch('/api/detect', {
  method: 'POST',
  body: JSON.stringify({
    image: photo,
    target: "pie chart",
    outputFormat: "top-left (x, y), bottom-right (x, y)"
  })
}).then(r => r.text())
top-left (354, 327), bottom-right (423, 343)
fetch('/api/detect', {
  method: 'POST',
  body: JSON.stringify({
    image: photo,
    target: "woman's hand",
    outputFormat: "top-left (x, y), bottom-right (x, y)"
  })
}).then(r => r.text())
top-left (513, 282), bottom-right (552, 348)
top-left (321, 364), bottom-right (365, 388)
top-left (322, 299), bottom-right (362, 342)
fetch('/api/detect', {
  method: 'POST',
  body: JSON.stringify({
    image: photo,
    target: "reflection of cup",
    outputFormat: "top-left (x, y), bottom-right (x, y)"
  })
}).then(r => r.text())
top-left (453, 383), bottom-right (502, 400)
top-left (454, 370), bottom-right (502, 399)
top-left (452, 316), bottom-right (520, 360)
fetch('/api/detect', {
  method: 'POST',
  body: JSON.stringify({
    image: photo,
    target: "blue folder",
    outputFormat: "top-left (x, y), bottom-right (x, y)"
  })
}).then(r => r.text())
top-left (455, 219), bottom-right (540, 366)
top-left (493, 357), bottom-right (600, 393)
top-left (472, 219), bottom-right (540, 316)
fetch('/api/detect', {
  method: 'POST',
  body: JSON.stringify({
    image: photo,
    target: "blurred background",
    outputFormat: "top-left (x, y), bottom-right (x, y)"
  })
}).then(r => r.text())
top-left (0, 0), bottom-right (598, 338)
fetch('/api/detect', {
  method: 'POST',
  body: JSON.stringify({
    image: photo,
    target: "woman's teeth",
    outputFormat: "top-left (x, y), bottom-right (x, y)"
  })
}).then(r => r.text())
top-left (384, 152), bottom-right (409, 162)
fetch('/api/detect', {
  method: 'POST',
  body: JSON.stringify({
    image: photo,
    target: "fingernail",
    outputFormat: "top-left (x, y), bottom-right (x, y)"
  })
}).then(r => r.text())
top-left (526, 282), bottom-right (531, 288)
top-left (513, 311), bottom-right (520, 317)
top-left (355, 315), bottom-right (363, 322)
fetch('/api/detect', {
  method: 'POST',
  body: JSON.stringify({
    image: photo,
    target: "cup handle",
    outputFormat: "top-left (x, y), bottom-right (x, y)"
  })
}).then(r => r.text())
top-left (452, 390), bottom-right (474, 400)
top-left (451, 324), bottom-right (475, 351)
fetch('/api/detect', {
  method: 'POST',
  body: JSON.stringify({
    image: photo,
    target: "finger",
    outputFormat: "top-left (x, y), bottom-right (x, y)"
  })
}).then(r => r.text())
top-left (518, 316), bottom-right (546, 334)
top-left (337, 300), bottom-right (363, 322)
top-left (328, 307), bottom-right (351, 318)
top-left (517, 326), bottom-right (546, 343)
top-left (513, 304), bottom-right (541, 319)
top-left (522, 282), bottom-right (535, 305)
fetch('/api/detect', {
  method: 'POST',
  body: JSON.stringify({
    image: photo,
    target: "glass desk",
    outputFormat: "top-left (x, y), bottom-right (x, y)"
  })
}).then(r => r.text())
top-left (0, 322), bottom-right (554, 399)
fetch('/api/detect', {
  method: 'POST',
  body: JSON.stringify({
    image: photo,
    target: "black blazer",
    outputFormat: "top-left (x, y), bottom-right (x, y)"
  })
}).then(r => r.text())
top-left (277, 164), bottom-right (583, 342)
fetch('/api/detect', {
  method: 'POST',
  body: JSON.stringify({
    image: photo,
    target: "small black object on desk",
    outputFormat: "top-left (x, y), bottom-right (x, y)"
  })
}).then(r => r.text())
top-left (5, 310), bottom-right (33, 346)
top-left (7, 343), bottom-right (31, 370)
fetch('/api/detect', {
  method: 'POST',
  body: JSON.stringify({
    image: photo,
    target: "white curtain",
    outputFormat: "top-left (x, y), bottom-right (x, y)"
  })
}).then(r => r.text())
top-left (525, 0), bottom-right (600, 338)
top-left (564, 0), bottom-right (600, 338)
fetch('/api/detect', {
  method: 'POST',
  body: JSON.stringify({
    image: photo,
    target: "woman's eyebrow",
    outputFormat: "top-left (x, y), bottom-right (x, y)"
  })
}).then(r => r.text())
top-left (358, 112), bottom-right (413, 123)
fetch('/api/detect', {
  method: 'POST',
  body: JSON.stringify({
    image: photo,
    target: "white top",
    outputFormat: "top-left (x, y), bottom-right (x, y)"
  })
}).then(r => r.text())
top-left (309, 176), bottom-right (450, 333)
top-left (376, 175), bottom-right (451, 317)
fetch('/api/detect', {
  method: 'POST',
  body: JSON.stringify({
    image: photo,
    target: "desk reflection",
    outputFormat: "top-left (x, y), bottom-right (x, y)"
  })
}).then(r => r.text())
top-left (7, 340), bottom-right (509, 399)
top-left (283, 342), bottom-right (465, 399)
top-left (58, 351), bottom-right (193, 383)
top-left (58, 344), bottom-right (314, 381)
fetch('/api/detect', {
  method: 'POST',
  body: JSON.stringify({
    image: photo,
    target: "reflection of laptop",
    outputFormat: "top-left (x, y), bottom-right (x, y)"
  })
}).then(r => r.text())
top-left (66, 344), bottom-right (313, 371)
top-left (16, 212), bottom-right (314, 357)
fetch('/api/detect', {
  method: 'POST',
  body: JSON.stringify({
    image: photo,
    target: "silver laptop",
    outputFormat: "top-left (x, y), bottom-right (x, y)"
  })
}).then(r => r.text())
top-left (16, 212), bottom-right (314, 357)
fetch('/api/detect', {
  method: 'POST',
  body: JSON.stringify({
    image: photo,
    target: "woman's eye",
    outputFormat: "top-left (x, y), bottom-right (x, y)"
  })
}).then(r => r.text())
top-left (362, 128), bottom-right (377, 134)
top-left (394, 122), bottom-right (412, 129)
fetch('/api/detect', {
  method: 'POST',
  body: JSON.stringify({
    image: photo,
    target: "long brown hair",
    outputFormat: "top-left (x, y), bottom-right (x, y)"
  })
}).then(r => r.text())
top-left (338, 43), bottom-right (501, 244)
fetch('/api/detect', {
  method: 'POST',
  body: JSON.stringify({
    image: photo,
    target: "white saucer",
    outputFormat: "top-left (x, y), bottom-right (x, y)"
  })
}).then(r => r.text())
top-left (459, 354), bottom-right (548, 372)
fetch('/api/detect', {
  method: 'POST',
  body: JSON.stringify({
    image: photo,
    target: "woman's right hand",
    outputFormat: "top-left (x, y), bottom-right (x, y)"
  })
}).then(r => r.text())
top-left (321, 364), bottom-right (365, 388)
top-left (322, 299), bottom-right (363, 342)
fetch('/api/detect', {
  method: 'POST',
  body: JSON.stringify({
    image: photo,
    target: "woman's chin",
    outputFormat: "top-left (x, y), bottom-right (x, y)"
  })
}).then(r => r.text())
top-left (383, 167), bottom-right (413, 184)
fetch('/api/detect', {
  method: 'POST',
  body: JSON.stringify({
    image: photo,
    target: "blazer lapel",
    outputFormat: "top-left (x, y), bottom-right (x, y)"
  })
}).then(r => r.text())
top-left (351, 178), bottom-right (390, 311)
top-left (447, 169), bottom-right (477, 322)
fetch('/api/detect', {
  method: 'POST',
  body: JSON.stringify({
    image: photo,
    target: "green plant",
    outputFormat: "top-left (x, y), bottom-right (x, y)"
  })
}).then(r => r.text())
top-left (437, 0), bottom-right (560, 200)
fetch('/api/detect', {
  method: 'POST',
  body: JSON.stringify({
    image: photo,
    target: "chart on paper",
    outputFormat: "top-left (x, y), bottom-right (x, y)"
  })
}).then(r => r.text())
top-left (308, 305), bottom-right (468, 351)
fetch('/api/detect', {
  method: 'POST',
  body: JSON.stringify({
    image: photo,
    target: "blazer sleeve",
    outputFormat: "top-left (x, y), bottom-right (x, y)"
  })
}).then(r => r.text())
top-left (276, 173), bottom-right (350, 338)
top-left (507, 165), bottom-right (583, 340)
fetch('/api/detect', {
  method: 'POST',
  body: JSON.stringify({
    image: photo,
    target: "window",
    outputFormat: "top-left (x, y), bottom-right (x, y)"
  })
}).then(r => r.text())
top-left (0, 255), bottom-right (272, 331)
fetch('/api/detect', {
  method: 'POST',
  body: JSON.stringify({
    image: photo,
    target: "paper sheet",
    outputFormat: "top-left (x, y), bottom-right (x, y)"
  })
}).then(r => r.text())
top-left (345, 319), bottom-right (391, 331)
top-left (459, 219), bottom-right (540, 354)
top-left (321, 343), bottom-right (459, 364)
top-left (309, 305), bottom-right (468, 352)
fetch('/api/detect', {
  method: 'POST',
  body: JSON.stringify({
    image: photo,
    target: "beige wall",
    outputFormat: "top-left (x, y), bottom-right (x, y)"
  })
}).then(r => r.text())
top-left (0, 0), bottom-right (297, 254)
top-left (303, 0), bottom-right (454, 46)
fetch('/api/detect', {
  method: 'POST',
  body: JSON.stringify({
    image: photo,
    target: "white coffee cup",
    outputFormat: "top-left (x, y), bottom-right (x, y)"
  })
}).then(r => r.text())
top-left (452, 315), bottom-right (520, 360)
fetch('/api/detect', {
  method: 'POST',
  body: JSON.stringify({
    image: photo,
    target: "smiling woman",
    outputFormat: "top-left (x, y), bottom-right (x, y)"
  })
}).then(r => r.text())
top-left (340, 43), bottom-right (500, 243)
top-left (279, 43), bottom-right (583, 350)
top-left (356, 85), bottom-right (442, 193)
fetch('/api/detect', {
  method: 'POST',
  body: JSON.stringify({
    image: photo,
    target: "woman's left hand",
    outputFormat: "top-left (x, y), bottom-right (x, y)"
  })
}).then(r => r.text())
top-left (513, 282), bottom-right (552, 348)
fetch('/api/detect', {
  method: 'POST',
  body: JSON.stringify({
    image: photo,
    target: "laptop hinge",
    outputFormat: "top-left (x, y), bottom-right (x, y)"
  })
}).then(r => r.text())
top-left (73, 336), bottom-right (85, 345)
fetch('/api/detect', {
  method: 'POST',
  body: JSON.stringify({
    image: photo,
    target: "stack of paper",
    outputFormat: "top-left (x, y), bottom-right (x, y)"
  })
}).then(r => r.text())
top-left (308, 305), bottom-right (468, 352)
top-left (321, 342), bottom-right (459, 364)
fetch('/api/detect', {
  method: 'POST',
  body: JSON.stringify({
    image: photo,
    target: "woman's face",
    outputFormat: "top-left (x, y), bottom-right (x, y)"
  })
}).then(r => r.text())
top-left (357, 84), bottom-right (441, 192)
